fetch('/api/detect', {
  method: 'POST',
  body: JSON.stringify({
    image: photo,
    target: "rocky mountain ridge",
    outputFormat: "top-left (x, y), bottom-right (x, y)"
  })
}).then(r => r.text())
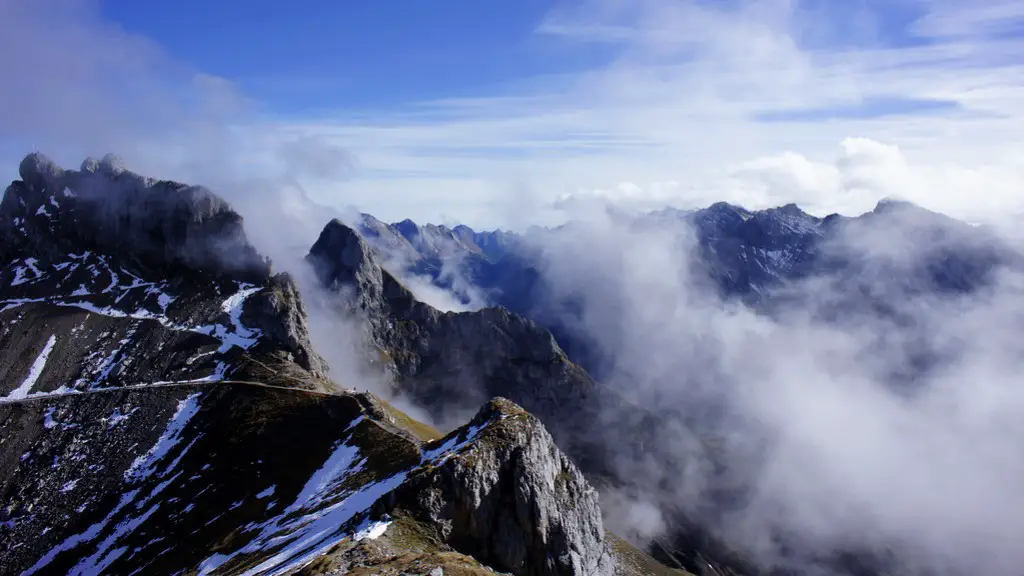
top-left (306, 220), bottom-right (661, 476)
top-left (353, 198), bottom-right (1021, 380)
top-left (355, 197), bottom-right (1015, 305)
top-left (305, 218), bottom-right (755, 576)
top-left (0, 154), bottom-right (655, 576)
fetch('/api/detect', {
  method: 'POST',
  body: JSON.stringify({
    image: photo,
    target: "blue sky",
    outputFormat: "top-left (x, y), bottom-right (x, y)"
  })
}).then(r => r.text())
top-left (99, 0), bottom-right (615, 114)
top-left (97, 0), bottom-right (947, 118)
top-left (2, 0), bottom-right (1024, 228)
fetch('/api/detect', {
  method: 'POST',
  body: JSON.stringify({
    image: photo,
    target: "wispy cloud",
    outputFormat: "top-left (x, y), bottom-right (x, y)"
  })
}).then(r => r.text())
top-left (268, 0), bottom-right (1024, 227)
top-left (1, 0), bottom-right (1021, 228)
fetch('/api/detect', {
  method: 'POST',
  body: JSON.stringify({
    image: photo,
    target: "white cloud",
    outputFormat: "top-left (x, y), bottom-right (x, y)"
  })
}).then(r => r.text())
top-left (527, 208), bottom-right (1024, 574)
top-left (3, 0), bottom-right (1022, 229)
top-left (258, 0), bottom-right (1024, 229)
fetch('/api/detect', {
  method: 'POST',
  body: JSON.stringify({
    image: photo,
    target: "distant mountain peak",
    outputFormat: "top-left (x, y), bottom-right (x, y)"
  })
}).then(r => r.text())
top-left (79, 153), bottom-right (126, 176)
top-left (873, 196), bottom-right (916, 212)
top-left (393, 218), bottom-right (420, 239)
top-left (306, 219), bottom-right (387, 297)
top-left (771, 202), bottom-right (805, 215)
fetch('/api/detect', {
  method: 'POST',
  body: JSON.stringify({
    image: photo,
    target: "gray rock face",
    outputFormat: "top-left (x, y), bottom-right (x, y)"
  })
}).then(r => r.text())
top-left (241, 272), bottom-right (328, 377)
top-left (381, 398), bottom-right (614, 576)
top-left (3, 152), bottom-right (269, 281)
top-left (0, 153), bottom-right (328, 392)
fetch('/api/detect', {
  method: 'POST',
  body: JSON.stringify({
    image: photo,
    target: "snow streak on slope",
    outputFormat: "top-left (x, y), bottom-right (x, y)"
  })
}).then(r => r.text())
top-left (196, 283), bottom-right (264, 353)
top-left (0, 281), bottom-right (264, 355)
top-left (6, 335), bottom-right (57, 399)
top-left (3, 251), bottom-right (263, 356)
top-left (197, 416), bottom-right (393, 576)
top-left (24, 393), bottom-right (204, 575)
top-left (197, 413), bottom-right (497, 575)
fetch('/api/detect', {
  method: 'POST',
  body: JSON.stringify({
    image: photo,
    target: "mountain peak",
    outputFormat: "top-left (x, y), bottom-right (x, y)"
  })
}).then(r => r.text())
top-left (4, 152), bottom-right (269, 282)
top-left (774, 202), bottom-right (805, 215)
top-left (382, 395), bottom-right (614, 576)
top-left (18, 152), bottom-right (65, 189)
top-left (873, 196), bottom-right (918, 212)
top-left (306, 219), bottom-right (384, 293)
top-left (393, 218), bottom-right (420, 240)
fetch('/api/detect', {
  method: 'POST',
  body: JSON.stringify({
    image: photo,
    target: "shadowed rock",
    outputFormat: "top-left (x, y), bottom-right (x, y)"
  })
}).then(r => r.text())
top-left (0, 154), bottom-right (648, 576)
top-left (379, 398), bottom-right (614, 576)
top-left (2, 152), bottom-right (269, 281)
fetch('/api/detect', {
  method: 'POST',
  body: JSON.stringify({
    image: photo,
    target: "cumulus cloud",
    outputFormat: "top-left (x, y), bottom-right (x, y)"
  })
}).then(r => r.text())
top-left (721, 136), bottom-right (1024, 224)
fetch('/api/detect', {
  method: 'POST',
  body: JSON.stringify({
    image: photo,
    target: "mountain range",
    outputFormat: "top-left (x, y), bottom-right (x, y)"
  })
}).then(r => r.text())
top-left (1, 153), bottom-right (1018, 576)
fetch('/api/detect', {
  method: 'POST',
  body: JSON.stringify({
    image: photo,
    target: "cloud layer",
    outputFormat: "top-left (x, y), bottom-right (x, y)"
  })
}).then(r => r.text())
top-left (524, 205), bottom-right (1024, 575)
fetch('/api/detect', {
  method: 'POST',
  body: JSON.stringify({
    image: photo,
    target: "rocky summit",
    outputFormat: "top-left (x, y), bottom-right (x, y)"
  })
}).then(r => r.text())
top-left (0, 154), bottom-right (671, 576)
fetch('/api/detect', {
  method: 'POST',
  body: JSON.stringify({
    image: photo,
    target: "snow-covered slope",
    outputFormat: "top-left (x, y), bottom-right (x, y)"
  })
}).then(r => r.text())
top-left (0, 385), bottom-right (612, 576)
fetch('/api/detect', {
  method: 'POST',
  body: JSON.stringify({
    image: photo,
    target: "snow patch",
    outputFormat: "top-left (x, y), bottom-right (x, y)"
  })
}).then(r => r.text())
top-left (352, 517), bottom-right (391, 541)
top-left (43, 407), bottom-right (58, 429)
top-left (104, 407), bottom-right (138, 429)
top-left (23, 257), bottom-right (43, 279)
top-left (83, 325), bottom-right (138, 389)
top-left (421, 420), bottom-right (487, 463)
top-left (6, 335), bottom-right (57, 399)
top-left (124, 393), bottom-right (202, 482)
top-left (155, 290), bottom-right (175, 312)
top-left (197, 435), bottom-right (406, 576)
top-left (11, 265), bottom-right (29, 286)
top-left (194, 283), bottom-right (265, 353)
top-left (42, 406), bottom-right (79, 430)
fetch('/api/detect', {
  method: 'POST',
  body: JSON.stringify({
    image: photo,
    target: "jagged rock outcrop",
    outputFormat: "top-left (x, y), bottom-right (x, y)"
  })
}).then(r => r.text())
top-left (358, 201), bottom-right (1022, 384)
top-left (2, 152), bottom-right (268, 280)
top-left (379, 398), bottom-right (613, 576)
top-left (0, 153), bottom-right (328, 392)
